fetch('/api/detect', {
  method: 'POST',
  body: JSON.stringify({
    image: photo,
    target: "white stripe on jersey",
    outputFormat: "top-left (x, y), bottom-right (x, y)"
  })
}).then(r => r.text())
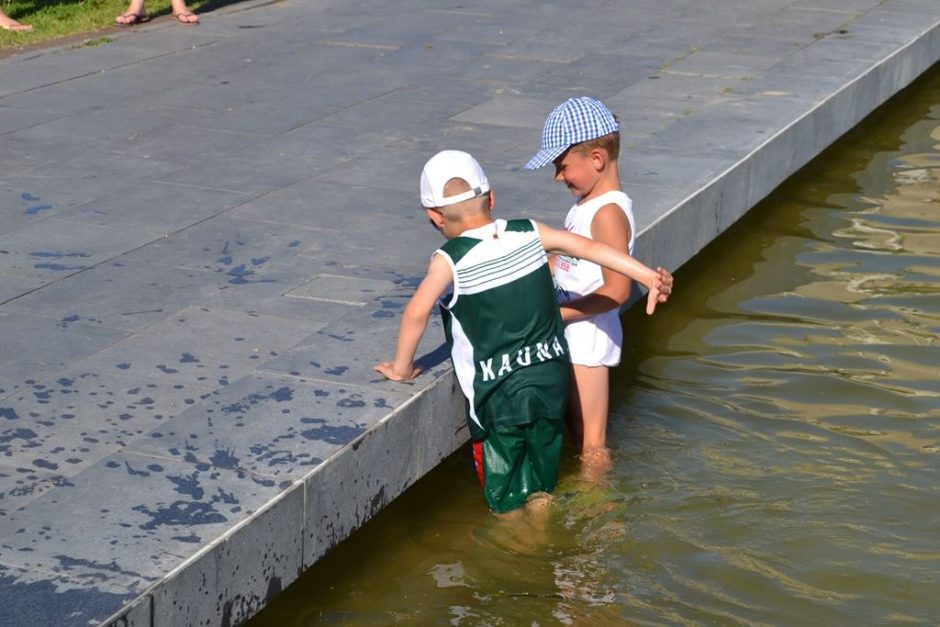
top-left (456, 236), bottom-right (546, 295)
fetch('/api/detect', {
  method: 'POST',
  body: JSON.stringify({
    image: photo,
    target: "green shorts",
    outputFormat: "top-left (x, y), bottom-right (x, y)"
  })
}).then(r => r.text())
top-left (472, 417), bottom-right (563, 513)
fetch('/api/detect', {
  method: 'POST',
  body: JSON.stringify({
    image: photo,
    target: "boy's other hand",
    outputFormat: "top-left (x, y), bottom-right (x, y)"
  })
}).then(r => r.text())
top-left (645, 267), bottom-right (674, 315)
top-left (374, 361), bottom-right (422, 381)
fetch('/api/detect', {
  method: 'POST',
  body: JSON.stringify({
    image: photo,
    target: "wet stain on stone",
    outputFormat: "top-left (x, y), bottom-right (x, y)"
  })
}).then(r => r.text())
top-left (173, 533), bottom-right (201, 543)
top-left (221, 387), bottom-right (293, 415)
top-left (0, 408), bottom-right (20, 421)
top-left (32, 459), bottom-right (58, 470)
top-left (124, 461), bottom-right (150, 477)
top-left (182, 451), bottom-right (211, 472)
top-left (156, 365), bottom-right (179, 374)
top-left (55, 554), bottom-right (147, 580)
top-left (336, 394), bottom-right (365, 408)
top-left (180, 353), bottom-right (200, 364)
top-left (168, 472), bottom-right (204, 499)
top-left (116, 362), bottom-right (131, 370)
top-left (299, 419), bottom-right (364, 444)
top-left (370, 486), bottom-right (386, 514)
top-left (30, 251), bottom-right (90, 271)
top-left (58, 314), bottom-right (80, 329)
top-left (0, 428), bottom-right (37, 457)
top-left (265, 576), bottom-right (283, 604)
top-left (210, 449), bottom-right (239, 470)
top-left (32, 387), bottom-right (52, 403)
top-left (226, 264), bottom-right (276, 285)
top-left (25, 204), bottom-right (53, 216)
top-left (134, 501), bottom-right (226, 530)
top-left (216, 488), bottom-right (237, 505)
top-left (324, 366), bottom-right (348, 376)
top-left (252, 476), bottom-right (275, 488)
top-left (0, 573), bottom-right (130, 625)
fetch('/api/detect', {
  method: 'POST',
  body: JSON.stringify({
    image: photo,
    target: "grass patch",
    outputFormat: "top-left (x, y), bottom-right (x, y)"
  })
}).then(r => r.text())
top-left (0, 0), bottom-right (215, 51)
top-left (71, 35), bottom-right (113, 48)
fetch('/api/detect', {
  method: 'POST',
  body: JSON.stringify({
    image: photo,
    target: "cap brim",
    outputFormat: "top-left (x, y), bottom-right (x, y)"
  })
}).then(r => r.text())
top-left (523, 146), bottom-right (567, 170)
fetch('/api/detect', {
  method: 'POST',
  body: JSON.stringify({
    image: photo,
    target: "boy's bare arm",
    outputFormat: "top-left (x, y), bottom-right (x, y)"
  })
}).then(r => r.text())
top-left (536, 221), bottom-right (673, 315)
top-left (375, 254), bottom-right (453, 381)
top-left (559, 204), bottom-right (632, 322)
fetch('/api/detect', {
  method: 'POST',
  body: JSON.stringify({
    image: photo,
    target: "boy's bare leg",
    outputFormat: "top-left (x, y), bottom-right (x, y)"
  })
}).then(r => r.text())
top-left (170, 0), bottom-right (200, 23)
top-left (1, 9), bottom-right (33, 31)
top-left (570, 364), bottom-right (613, 479)
top-left (115, 0), bottom-right (147, 24)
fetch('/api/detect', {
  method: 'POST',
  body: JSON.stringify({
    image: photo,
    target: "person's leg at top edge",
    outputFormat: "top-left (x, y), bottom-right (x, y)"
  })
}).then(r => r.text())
top-left (570, 363), bottom-right (613, 481)
top-left (115, 0), bottom-right (150, 26)
top-left (0, 8), bottom-right (33, 32)
top-left (171, 0), bottom-right (199, 24)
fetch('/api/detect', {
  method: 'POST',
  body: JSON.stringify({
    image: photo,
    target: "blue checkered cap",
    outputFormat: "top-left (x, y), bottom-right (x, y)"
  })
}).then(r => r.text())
top-left (523, 97), bottom-right (619, 170)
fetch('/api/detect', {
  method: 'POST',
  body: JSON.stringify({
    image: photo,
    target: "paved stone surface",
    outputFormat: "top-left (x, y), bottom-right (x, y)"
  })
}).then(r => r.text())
top-left (1, 0), bottom-right (938, 625)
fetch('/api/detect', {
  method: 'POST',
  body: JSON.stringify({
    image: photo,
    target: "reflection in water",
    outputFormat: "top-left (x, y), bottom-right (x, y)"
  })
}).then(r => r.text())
top-left (250, 69), bottom-right (940, 626)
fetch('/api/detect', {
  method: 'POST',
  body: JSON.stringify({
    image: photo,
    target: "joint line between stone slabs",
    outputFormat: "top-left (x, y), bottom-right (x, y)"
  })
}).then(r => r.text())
top-left (1, 41), bottom-right (223, 100)
top-left (274, 85), bottom-right (406, 137)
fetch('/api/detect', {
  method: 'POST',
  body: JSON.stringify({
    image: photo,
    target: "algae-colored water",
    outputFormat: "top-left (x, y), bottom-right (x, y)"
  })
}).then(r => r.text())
top-left (250, 67), bottom-right (940, 626)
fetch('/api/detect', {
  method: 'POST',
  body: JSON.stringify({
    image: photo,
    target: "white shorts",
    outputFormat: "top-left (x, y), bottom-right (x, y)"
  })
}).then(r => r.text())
top-left (564, 309), bottom-right (622, 367)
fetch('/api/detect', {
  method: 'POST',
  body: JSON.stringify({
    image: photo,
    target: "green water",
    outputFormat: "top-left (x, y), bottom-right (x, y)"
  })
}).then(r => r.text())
top-left (250, 67), bottom-right (940, 626)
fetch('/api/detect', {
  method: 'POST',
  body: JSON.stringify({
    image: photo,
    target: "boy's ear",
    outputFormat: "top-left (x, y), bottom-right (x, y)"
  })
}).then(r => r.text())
top-left (425, 207), bottom-right (444, 228)
top-left (590, 147), bottom-right (607, 170)
top-left (487, 190), bottom-right (495, 210)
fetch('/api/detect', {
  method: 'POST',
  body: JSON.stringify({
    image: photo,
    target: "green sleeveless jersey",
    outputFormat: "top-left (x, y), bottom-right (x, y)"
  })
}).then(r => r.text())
top-left (436, 218), bottom-right (570, 440)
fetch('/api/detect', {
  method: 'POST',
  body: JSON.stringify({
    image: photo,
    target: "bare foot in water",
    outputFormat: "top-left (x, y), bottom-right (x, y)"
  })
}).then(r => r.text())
top-left (579, 446), bottom-right (613, 484)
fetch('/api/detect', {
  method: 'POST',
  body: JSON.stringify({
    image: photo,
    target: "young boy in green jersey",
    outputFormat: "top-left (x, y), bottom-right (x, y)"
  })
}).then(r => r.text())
top-left (374, 150), bottom-right (673, 514)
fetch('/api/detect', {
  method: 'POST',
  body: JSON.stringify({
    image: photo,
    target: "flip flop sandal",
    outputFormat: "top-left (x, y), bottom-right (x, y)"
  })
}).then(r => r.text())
top-left (115, 12), bottom-right (151, 27)
top-left (172, 12), bottom-right (200, 25)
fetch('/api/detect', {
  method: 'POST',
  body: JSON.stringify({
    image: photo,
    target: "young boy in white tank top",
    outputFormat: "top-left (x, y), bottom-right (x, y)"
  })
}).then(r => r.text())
top-left (525, 96), bottom-right (665, 480)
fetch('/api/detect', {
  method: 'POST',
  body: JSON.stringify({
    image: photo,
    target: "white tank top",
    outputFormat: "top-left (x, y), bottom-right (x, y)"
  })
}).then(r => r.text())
top-left (554, 190), bottom-right (636, 366)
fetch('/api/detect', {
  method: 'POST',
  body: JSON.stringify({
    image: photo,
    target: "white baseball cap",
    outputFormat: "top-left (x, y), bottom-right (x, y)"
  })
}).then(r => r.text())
top-left (419, 150), bottom-right (490, 208)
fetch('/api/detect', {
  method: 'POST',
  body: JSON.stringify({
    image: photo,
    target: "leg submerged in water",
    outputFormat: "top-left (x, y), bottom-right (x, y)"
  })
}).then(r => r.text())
top-left (569, 364), bottom-right (614, 481)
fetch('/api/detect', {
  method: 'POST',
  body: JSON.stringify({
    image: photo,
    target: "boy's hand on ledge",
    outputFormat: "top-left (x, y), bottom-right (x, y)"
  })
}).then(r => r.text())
top-left (645, 267), bottom-right (674, 315)
top-left (374, 361), bottom-right (422, 382)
